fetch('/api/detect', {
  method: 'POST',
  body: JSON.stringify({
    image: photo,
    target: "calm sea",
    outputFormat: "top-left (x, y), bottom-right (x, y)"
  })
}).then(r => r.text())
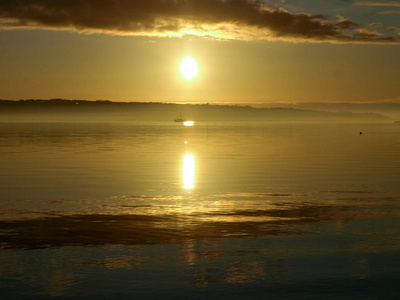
top-left (1, 122), bottom-right (400, 299)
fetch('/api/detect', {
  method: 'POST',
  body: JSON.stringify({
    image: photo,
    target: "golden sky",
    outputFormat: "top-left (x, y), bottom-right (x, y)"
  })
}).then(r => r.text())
top-left (0, 0), bottom-right (399, 103)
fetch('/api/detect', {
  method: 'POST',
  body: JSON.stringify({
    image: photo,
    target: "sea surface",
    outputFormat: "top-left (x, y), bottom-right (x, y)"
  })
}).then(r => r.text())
top-left (1, 122), bottom-right (400, 299)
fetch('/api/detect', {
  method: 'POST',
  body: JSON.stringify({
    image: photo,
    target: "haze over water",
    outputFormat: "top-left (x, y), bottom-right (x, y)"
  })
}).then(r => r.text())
top-left (1, 121), bottom-right (400, 298)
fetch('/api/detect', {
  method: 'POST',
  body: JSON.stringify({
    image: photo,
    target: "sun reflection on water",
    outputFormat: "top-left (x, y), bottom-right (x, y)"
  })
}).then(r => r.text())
top-left (183, 153), bottom-right (195, 190)
top-left (183, 121), bottom-right (195, 126)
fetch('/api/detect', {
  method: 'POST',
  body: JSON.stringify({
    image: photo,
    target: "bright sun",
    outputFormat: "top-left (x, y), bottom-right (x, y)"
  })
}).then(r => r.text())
top-left (180, 56), bottom-right (198, 79)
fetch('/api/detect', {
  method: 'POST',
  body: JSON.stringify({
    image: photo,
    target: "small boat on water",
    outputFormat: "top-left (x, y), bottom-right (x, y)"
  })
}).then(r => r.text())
top-left (174, 114), bottom-right (186, 122)
top-left (174, 114), bottom-right (195, 126)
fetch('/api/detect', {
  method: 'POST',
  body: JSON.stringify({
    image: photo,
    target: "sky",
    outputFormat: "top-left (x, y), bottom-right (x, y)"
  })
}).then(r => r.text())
top-left (0, 0), bottom-right (399, 104)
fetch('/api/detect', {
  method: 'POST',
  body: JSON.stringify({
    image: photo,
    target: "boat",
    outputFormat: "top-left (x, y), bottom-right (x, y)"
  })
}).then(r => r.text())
top-left (174, 114), bottom-right (186, 122)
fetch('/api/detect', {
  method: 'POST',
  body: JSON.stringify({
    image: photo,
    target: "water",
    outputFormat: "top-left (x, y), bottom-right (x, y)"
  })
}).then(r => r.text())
top-left (1, 122), bottom-right (400, 298)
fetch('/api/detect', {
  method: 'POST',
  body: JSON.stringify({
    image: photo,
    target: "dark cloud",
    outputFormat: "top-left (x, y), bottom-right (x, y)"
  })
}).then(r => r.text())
top-left (0, 0), bottom-right (398, 43)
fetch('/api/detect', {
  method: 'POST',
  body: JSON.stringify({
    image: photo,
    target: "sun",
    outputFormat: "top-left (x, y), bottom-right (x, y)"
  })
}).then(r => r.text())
top-left (180, 56), bottom-right (198, 79)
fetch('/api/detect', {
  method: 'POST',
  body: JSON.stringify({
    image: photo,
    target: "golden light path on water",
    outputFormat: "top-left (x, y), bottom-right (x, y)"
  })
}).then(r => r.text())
top-left (183, 153), bottom-right (195, 190)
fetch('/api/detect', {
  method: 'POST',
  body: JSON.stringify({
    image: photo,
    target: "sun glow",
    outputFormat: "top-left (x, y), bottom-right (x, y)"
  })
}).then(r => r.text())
top-left (180, 56), bottom-right (198, 79)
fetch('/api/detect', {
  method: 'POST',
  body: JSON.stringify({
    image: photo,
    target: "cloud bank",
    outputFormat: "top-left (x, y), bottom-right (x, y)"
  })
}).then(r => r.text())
top-left (0, 0), bottom-right (398, 43)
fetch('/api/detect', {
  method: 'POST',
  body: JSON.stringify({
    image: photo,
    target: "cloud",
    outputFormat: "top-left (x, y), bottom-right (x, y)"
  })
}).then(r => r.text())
top-left (335, 15), bottom-right (358, 29)
top-left (353, 1), bottom-right (400, 6)
top-left (388, 26), bottom-right (400, 35)
top-left (0, 0), bottom-right (398, 43)
top-left (354, 0), bottom-right (400, 14)
top-left (368, 22), bottom-right (383, 28)
top-left (378, 10), bottom-right (400, 14)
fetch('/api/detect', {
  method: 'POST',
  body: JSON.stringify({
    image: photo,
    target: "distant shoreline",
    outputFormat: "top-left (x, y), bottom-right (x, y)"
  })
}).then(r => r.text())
top-left (0, 99), bottom-right (391, 123)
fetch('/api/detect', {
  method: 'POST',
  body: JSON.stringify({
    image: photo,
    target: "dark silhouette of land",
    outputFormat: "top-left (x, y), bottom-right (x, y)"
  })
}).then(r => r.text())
top-left (0, 99), bottom-right (389, 122)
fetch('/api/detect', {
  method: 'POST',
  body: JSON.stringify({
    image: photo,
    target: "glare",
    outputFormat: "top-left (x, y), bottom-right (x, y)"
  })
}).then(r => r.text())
top-left (183, 154), bottom-right (195, 189)
top-left (183, 121), bottom-right (195, 126)
top-left (180, 57), bottom-right (198, 79)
